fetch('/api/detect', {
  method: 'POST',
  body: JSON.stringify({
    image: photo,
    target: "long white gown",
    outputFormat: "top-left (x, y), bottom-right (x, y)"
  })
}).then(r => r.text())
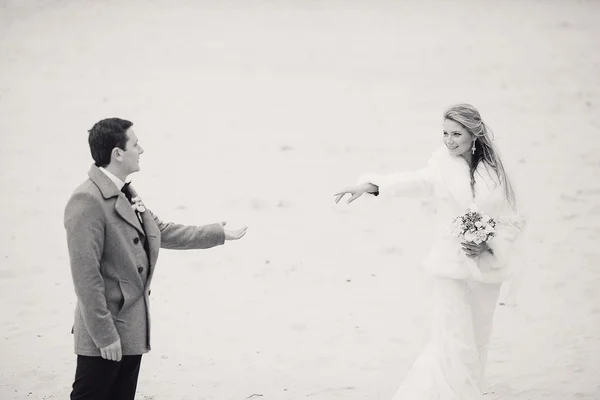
top-left (358, 146), bottom-right (525, 399)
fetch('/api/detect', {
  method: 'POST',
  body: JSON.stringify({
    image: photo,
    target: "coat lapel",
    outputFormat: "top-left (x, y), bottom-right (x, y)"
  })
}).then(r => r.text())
top-left (127, 184), bottom-right (160, 288)
top-left (114, 196), bottom-right (146, 235)
top-left (140, 210), bottom-right (160, 289)
top-left (88, 165), bottom-right (159, 289)
top-left (88, 165), bottom-right (145, 236)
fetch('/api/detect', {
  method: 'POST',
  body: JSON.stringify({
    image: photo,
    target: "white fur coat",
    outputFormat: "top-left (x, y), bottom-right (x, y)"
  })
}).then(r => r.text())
top-left (358, 146), bottom-right (526, 283)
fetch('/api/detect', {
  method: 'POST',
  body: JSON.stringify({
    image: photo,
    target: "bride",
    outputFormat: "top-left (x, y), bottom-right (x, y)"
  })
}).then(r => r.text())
top-left (334, 104), bottom-right (525, 399)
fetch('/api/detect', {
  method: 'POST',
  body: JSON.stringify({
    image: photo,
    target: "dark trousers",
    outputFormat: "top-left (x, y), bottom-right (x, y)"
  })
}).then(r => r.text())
top-left (70, 355), bottom-right (142, 400)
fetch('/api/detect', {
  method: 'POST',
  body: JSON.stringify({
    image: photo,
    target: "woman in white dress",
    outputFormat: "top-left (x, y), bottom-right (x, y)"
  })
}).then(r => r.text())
top-left (334, 104), bottom-right (525, 399)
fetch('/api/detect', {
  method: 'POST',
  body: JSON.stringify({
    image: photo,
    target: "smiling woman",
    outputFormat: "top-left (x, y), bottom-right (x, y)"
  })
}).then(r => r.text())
top-left (334, 103), bottom-right (526, 399)
top-left (444, 104), bottom-right (516, 207)
top-left (443, 118), bottom-right (473, 156)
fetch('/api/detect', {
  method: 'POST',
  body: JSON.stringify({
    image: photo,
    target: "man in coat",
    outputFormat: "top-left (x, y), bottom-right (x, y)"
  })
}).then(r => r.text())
top-left (64, 117), bottom-right (247, 400)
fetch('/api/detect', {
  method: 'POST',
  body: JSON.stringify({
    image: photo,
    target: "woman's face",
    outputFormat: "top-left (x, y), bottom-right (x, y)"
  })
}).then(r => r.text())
top-left (443, 119), bottom-right (474, 158)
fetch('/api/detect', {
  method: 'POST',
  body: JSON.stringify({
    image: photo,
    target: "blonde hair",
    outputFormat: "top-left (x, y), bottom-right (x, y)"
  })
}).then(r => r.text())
top-left (444, 103), bottom-right (516, 208)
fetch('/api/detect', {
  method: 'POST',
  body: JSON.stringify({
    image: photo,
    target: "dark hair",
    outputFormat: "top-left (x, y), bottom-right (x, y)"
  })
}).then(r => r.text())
top-left (88, 118), bottom-right (133, 167)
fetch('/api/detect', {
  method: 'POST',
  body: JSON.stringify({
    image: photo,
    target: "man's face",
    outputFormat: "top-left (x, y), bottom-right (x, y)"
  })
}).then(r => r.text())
top-left (117, 128), bottom-right (144, 174)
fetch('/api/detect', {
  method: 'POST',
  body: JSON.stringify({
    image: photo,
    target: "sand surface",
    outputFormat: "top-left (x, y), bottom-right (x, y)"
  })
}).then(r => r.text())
top-left (1, 1), bottom-right (599, 399)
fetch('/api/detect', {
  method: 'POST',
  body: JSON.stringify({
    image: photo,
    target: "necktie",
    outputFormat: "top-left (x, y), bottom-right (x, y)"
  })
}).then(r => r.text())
top-left (121, 182), bottom-right (148, 253)
top-left (121, 182), bottom-right (133, 203)
top-left (121, 182), bottom-right (144, 226)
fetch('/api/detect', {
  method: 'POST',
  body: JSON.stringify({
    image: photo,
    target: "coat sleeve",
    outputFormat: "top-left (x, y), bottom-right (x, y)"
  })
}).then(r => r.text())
top-left (64, 192), bottom-right (120, 349)
top-left (356, 154), bottom-right (436, 199)
top-left (149, 211), bottom-right (226, 250)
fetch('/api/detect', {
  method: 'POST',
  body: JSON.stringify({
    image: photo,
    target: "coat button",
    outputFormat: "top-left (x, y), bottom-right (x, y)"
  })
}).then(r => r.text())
top-left (133, 237), bottom-right (140, 244)
top-left (138, 267), bottom-right (143, 273)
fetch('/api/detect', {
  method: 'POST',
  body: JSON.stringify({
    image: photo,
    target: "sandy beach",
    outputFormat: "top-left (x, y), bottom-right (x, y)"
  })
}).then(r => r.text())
top-left (1, 0), bottom-right (599, 399)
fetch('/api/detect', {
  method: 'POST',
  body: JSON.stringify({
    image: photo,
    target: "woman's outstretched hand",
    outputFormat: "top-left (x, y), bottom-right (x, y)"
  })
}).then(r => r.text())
top-left (334, 183), bottom-right (378, 204)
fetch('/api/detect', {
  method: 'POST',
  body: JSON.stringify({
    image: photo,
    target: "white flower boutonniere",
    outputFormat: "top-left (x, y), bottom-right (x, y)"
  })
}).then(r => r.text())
top-left (131, 196), bottom-right (146, 213)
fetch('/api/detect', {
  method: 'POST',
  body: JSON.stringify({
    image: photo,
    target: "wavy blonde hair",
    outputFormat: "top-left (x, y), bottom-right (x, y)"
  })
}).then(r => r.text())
top-left (444, 103), bottom-right (516, 208)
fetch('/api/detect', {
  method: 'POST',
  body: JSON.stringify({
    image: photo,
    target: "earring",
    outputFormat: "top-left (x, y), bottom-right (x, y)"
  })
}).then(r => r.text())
top-left (471, 140), bottom-right (476, 154)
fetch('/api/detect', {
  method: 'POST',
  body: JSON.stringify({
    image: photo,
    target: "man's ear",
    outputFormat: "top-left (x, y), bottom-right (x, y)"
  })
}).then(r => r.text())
top-left (111, 147), bottom-right (122, 162)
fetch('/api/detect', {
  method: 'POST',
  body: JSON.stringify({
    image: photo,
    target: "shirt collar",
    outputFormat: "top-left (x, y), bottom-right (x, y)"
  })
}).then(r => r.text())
top-left (99, 167), bottom-right (127, 190)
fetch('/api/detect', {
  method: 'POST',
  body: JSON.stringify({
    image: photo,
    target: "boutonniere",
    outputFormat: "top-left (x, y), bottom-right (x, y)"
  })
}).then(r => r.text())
top-left (131, 196), bottom-right (146, 213)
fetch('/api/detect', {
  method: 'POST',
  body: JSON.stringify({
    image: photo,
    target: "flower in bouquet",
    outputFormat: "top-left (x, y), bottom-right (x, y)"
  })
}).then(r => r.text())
top-left (451, 206), bottom-right (496, 245)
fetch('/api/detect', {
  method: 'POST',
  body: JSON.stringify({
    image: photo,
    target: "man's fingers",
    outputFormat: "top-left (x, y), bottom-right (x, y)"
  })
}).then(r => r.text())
top-left (100, 349), bottom-right (107, 360)
top-left (116, 347), bottom-right (122, 362)
top-left (225, 227), bottom-right (248, 240)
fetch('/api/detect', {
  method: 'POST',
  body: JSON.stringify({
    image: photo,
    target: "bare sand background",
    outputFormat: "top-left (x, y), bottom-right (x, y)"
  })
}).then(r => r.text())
top-left (1, 0), bottom-right (599, 399)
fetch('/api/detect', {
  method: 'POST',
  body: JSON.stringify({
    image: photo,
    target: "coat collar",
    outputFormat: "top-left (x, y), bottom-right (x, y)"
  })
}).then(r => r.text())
top-left (88, 164), bottom-right (122, 200)
top-left (432, 146), bottom-right (502, 208)
top-left (88, 164), bottom-right (145, 235)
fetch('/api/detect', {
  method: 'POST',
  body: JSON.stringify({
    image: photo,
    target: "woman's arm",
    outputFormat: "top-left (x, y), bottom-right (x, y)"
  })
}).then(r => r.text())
top-left (356, 165), bottom-right (435, 199)
top-left (335, 154), bottom-right (436, 204)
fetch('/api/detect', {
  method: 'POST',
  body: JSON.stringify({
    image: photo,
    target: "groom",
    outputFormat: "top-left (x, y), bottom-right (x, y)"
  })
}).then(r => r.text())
top-left (64, 117), bottom-right (247, 400)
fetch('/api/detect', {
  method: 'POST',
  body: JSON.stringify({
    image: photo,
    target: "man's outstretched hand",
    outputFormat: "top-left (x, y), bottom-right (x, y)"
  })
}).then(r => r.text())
top-left (100, 338), bottom-right (122, 362)
top-left (221, 221), bottom-right (248, 240)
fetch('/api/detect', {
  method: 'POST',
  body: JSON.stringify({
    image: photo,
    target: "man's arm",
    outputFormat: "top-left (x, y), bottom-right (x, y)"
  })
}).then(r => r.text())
top-left (150, 211), bottom-right (226, 250)
top-left (64, 192), bottom-right (120, 349)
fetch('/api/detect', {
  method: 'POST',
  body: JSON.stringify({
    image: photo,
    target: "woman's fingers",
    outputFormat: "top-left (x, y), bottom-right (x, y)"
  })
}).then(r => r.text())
top-left (346, 193), bottom-right (362, 204)
top-left (334, 187), bottom-right (367, 204)
top-left (462, 246), bottom-right (479, 257)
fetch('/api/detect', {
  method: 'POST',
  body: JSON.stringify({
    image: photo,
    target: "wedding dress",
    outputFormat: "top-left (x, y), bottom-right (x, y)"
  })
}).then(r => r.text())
top-left (358, 146), bottom-right (525, 399)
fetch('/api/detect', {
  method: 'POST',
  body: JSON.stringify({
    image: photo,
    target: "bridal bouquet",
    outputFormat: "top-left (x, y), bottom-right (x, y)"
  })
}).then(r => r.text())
top-left (451, 204), bottom-right (497, 244)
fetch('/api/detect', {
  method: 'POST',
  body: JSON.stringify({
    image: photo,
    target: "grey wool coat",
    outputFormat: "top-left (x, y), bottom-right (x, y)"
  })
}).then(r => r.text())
top-left (64, 165), bottom-right (225, 356)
